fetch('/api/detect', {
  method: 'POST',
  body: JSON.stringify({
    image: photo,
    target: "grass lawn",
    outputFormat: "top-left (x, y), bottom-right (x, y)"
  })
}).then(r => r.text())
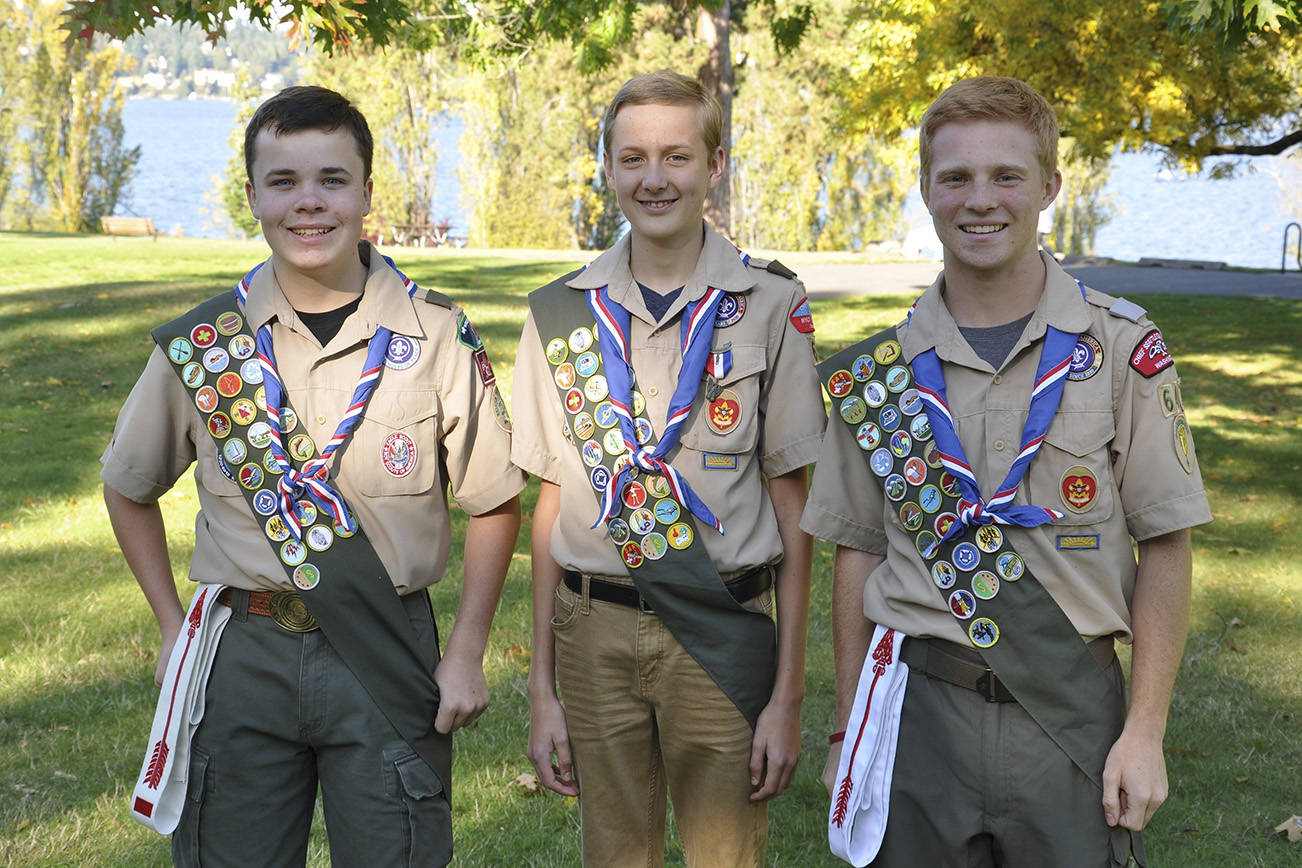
top-left (0, 232), bottom-right (1298, 866)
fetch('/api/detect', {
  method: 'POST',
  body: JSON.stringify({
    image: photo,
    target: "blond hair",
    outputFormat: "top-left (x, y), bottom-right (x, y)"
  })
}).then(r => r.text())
top-left (919, 77), bottom-right (1059, 184)
top-left (601, 70), bottom-right (723, 158)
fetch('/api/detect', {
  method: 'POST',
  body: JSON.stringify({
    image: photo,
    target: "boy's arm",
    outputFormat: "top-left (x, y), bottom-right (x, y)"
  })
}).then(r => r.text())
top-left (749, 467), bottom-right (812, 802)
top-left (434, 495), bottom-right (521, 734)
top-left (103, 484), bottom-right (184, 687)
top-left (821, 545), bottom-right (883, 795)
top-left (525, 481), bottom-right (580, 796)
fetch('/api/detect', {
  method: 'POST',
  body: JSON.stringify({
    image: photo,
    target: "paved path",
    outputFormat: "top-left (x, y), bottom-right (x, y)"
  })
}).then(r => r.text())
top-left (797, 261), bottom-right (1302, 300)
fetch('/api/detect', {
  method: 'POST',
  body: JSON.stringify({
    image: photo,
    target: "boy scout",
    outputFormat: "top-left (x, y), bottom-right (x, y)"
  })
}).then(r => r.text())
top-left (102, 85), bottom-right (523, 867)
top-left (802, 77), bottom-right (1212, 866)
top-left (512, 70), bottom-right (826, 866)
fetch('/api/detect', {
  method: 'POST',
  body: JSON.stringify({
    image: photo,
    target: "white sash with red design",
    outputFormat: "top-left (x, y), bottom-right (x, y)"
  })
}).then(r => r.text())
top-left (828, 625), bottom-right (908, 866)
top-left (130, 584), bottom-right (231, 833)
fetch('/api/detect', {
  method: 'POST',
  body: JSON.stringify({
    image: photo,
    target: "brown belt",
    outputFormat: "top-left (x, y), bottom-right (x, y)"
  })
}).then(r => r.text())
top-left (563, 564), bottom-right (773, 614)
top-left (900, 635), bottom-right (1115, 703)
top-left (217, 588), bottom-right (319, 633)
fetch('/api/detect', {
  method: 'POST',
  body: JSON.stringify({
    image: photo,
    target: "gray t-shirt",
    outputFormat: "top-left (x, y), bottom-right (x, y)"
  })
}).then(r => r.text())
top-left (958, 311), bottom-right (1034, 368)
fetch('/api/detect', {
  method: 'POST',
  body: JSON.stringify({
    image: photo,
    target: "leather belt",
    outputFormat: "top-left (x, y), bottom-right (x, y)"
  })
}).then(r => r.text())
top-left (900, 636), bottom-right (1115, 703)
top-left (217, 588), bottom-right (319, 633)
top-left (563, 564), bottom-right (773, 614)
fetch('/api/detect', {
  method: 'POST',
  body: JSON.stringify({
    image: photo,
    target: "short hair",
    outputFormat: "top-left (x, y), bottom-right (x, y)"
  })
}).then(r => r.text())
top-left (244, 85), bottom-right (373, 181)
top-left (601, 70), bottom-right (723, 159)
top-left (918, 77), bottom-right (1059, 185)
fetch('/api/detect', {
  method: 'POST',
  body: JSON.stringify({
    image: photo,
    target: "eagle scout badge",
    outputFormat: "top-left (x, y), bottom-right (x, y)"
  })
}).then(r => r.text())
top-left (707, 389), bottom-right (742, 434)
top-left (381, 432), bottom-right (417, 477)
top-left (384, 334), bottom-right (420, 370)
top-left (1068, 335), bottom-right (1103, 381)
top-left (714, 292), bottom-right (746, 328)
top-left (1060, 465), bottom-right (1099, 512)
top-left (1173, 414), bottom-right (1193, 473)
top-left (1129, 329), bottom-right (1174, 378)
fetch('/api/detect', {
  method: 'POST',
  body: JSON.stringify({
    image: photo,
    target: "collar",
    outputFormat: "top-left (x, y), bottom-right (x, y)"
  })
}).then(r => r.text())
top-left (242, 241), bottom-right (424, 343)
top-left (900, 251), bottom-right (1092, 368)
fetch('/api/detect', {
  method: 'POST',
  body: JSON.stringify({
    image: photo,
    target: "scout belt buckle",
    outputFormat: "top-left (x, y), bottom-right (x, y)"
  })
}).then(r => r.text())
top-left (269, 590), bottom-right (319, 633)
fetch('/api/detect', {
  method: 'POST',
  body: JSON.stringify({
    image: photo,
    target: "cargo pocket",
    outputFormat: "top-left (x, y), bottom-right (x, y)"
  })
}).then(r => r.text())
top-left (679, 345), bottom-right (765, 458)
top-left (170, 748), bottom-right (212, 868)
top-left (385, 748), bottom-right (452, 868)
top-left (1026, 410), bottom-right (1117, 525)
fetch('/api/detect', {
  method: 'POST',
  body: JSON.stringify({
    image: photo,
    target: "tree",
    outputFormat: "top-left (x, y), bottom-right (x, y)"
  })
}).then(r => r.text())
top-left (217, 70), bottom-right (263, 238)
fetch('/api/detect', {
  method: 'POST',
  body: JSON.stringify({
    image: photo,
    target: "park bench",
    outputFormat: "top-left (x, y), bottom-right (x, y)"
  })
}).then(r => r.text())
top-left (100, 215), bottom-right (159, 239)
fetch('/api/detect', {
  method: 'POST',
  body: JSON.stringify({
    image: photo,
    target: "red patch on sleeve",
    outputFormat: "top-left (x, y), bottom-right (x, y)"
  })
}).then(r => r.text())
top-left (1129, 329), bottom-right (1173, 378)
top-left (473, 348), bottom-right (496, 386)
top-left (789, 298), bottom-right (815, 334)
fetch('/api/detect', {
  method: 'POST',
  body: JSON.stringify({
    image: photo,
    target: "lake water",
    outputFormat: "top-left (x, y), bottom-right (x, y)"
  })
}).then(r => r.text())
top-left (121, 98), bottom-right (1300, 269)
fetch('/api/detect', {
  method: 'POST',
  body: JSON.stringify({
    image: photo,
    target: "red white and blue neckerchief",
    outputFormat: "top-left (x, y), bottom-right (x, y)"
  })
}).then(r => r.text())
top-left (236, 254), bottom-right (418, 539)
top-left (908, 281), bottom-right (1086, 540)
top-left (586, 284), bottom-right (728, 535)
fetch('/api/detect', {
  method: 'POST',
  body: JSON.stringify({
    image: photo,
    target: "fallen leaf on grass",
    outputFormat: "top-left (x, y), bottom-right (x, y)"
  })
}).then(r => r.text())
top-left (1225, 639), bottom-right (1246, 654)
top-left (53, 770), bottom-right (77, 781)
top-left (1236, 776), bottom-right (1249, 783)
top-left (501, 644), bottom-right (530, 662)
top-left (509, 772), bottom-right (541, 796)
top-left (1228, 617), bottom-right (1245, 628)
top-left (12, 784), bottom-right (37, 795)
top-left (1274, 815), bottom-right (1302, 842)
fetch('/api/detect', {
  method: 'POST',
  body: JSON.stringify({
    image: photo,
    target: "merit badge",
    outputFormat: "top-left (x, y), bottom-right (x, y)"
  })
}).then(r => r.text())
top-left (856, 421), bottom-right (883, 451)
top-left (568, 326), bottom-right (594, 353)
top-left (229, 334), bottom-right (256, 360)
top-left (839, 396), bottom-right (867, 426)
top-left (168, 338), bottom-right (193, 364)
top-left (546, 338), bottom-right (568, 364)
top-left (715, 292), bottom-right (746, 328)
top-left (203, 347), bottom-right (230, 374)
top-left (590, 465), bottom-right (611, 491)
top-left (565, 388), bottom-right (584, 414)
top-left (904, 457), bottom-right (927, 486)
top-left (293, 564), bottom-right (320, 591)
top-left (230, 399), bottom-right (257, 426)
top-left (918, 484), bottom-right (942, 514)
top-left (265, 515), bottom-right (291, 542)
top-left (641, 533), bottom-right (668, 561)
top-left (708, 389), bottom-right (743, 434)
top-left (306, 525), bottom-right (334, 552)
top-left (263, 450), bottom-right (282, 474)
top-left (851, 355), bottom-right (875, 382)
top-left (996, 552), bottom-right (1024, 581)
top-left (878, 405), bottom-right (900, 432)
top-left (971, 571), bottom-right (1000, 600)
top-left (646, 475), bottom-right (671, 498)
top-left (332, 514), bottom-right (357, 539)
top-left (789, 297), bottom-right (815, 334)
top-left (975, 525), bottom-right (1003, 553)
top-left (1129, 329), bottom-right (1173, 378)
top-left (294, 499), bottom-right (317, 526)
top-left (873, 340), bottom-right (901, 366)
top-left (932, 561), bottom-right (957, 590)
top-left (253, 387), bottom-right (267, 411)
top-left (1068, 335), bottom-right (1103, 381)
top-left (289, 433), bottom-right (316, 463)
top-left (889, 430), bottom-right (912, 458)
top-left (1159, 382), bottom-right (1181, 418)
top-left (948, 589), bottom-right (976, 620)
top-left (870, 448), bottom-right (893, 477)
top-left (247, 422), bottom-right (273, 450)
top-left (622, 541), bottom-right (644, 569)
top-left (582, 440), bottom-right (603, 467)
top-left (635, 417), bottom-right (654, 445)
top-left (917, 531), bottom-right (940, 560)
top-left (216, 452), bottom-right (234, 481)
top-left (215, 311), bottom-right (243, 336)
top-left (603, 428), bottom-right (626, 455)
top-left (195, 386), bottom-right (219, 414)
top-left (899, 389), bottom-right (922, 416)
top-left (864, 382), bottom-right (888, 408)
top-left (554, 363), bottom-right (577, 390)
top-left (216, 372), bottom-right (243, 398)
top-left (953, 542), bottom-right (980, 571)
top-left (280, 539), bottom-right (307, 567)
top-left (182, 362), bottom-right (205, 388)
top-left (385, 335), bottom-right (420, 371)
top-left (1060, 465), bottom-right (1099, 513)
top-left (208, 413), bottom-right (232, 440)
top-left (191, 324), bottom-right (217, 349)
top-left (608, 518), bottom-right (631, 544)
top-left (910, 414), bottom-right (933, 442)
top-left (1173, 414), bottom-right (1193, 473)
top-left (223, 438), bottom-right (247, 465)
top-left (885, 365), bottom-right (911, 393)
top-left (622, 481), bottom-right (648, 509)
top-left (253, 489), bottom-right (278, 516)
top-left (238, 463), bottom-right (263, 489)
top-left (595, 402), bottom-right (617, 428)
top-left (573, 412), bottom-right (595, 441)
top-left (935, 512), bottom-right (958, 538)
top-left (381, 432), bottom-right (417, 477)
top-left (899, 502), bottom-right (924, 532)
top-left (924, 440), bottom-right (943, 469)
top-left (458, 314), bottom-right (484, 350)
top-left (668, 522), bottom-right (694, 549)
top-left (575, 351), bottom-right (599, 378)
top-left (632, 391), bottom-right (646, 416)
top-left (968, 618), bottom-right (1000, 648)
top-left (884, 473), bottom-right (907, 501)
top-left (474, 348), bottom-right (496, 386)
top-left (584, 374), bottom-right (609, 403)
top-left (280, 407), bottom-right (299, 433)
top-left (827, 370), bottom-right (854, 398)
top-left (242, 358), bottom-right (263, 385)
top-left (939, 471), bottom-right (960, 497)
top-left (630, 508), bottom-right (656, 535)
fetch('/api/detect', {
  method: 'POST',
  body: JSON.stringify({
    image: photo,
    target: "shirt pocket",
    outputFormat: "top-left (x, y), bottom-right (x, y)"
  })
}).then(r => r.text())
top-left (1026, 409), bottom-right (1116, 526)
top-left (679, 344), bottom-right (765, 456)
top-left (353, 392), bottom-right (440, 497)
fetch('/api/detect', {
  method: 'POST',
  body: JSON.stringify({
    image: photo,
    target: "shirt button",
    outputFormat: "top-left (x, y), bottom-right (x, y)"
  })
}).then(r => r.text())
top-left (993, 439), bottom-right (1005, 451)
top-left (315, 415), bottom-right (327, 425)
top-left (648, 386), bottom-right (659, 397)
top-left (993, 374), bottom-right (1003, 385)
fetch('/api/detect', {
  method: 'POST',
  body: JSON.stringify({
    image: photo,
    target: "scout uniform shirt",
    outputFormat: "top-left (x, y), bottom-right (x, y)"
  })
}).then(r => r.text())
top-left (800, 252), bottom-right (1213, 644)
top-left (101, 242), bottom-right (525, 593)
top-left (512, 225), bottom-right (826, 576)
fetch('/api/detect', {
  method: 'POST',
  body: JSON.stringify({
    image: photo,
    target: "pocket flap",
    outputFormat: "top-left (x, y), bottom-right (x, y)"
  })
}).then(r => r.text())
top-left (714, 345), bottom-right (766, 386)
top-left (1044, 410), bottom-right (1113, 457)
top-left (395, 754), bottom-right (444, 800)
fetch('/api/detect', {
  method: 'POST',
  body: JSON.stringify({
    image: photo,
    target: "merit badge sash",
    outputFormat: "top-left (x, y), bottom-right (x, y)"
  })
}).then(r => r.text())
top-left (818, 327), bottom-right (1121, 789)
top-left (149, 271), bottom-right (452, 790)
top-left (529, 275), bottom-right (776, 729)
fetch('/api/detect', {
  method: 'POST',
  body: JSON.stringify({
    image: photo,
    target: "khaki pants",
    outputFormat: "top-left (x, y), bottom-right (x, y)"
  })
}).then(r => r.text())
top-left (552, 579), bottom-right (769, 868)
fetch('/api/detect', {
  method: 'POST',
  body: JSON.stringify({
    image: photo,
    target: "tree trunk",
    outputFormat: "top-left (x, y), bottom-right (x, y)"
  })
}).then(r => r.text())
top-left (696, 0), bottom-right (732, 237)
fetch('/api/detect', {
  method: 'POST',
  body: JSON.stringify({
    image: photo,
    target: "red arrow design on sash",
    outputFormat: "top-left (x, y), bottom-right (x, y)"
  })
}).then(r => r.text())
top-left (832, 628), bottom-right (896, 828)
top-left (141, 588), bottom-right (207, 790)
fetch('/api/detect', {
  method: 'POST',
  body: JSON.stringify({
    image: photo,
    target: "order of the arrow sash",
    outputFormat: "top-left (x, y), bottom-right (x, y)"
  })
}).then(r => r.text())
top-left (818, 327), bottom-right (1121, 789)
top-left (529, 276), bottom-right (776, 730)
top-left (151, 287), bottom-right (450, 788)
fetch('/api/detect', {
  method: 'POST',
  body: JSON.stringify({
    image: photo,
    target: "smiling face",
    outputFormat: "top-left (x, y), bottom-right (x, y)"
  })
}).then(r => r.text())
top-left (604, 102), bottom-right (724, 253)
top-left (245, 126), bottom-right (372, 294)
top-left (921, 118), bottom-right (1061, 285)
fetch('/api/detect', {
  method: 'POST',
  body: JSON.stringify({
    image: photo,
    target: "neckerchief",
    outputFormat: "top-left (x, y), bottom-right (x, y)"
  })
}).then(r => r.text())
top-left (908, 282), bottom-right (1085, 540)
top-left (236, 255), bottom-right (419, 539)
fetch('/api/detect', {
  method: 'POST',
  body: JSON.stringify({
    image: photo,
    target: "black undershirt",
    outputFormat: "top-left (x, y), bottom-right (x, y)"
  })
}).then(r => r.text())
top-left (296, 294), bottom-right (362, 346)
top-left (638, 282), bottom-right (684, 323)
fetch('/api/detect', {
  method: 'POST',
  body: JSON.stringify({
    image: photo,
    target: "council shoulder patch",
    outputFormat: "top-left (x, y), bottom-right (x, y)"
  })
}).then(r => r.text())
top-left (789, 297), bottom-right (815, 334)
top-left (1129, 329), bottom-right (1173, 378)
top-left (457, 313), bottom-right (484, 350)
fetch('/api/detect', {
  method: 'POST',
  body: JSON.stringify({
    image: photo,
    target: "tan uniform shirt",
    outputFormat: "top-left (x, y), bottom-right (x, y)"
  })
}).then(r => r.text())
top-left (101, 242), bottom-right (525, 594)
top-left (512, 225), bottom-right (827, 576)
top-left (801, 252), bottom-right (1213, 643)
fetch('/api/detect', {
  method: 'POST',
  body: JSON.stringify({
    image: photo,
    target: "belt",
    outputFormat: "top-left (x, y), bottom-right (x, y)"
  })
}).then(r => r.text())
top-left (900, 636), bottom-right (1115, 703)
top-left (217, 588), bottom-right (319, 633)
top-left (562, 564), bottom-right (774, 614)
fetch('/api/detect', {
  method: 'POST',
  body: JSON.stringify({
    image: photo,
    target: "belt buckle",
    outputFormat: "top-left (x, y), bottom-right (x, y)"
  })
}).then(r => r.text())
top-left (268, 590), bottom-right (319, 633)
top-left (974, 669), bottom-right (1000, 702)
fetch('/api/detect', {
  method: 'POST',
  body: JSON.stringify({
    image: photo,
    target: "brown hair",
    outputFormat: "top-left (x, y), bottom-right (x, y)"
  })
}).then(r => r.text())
top-left (601, 70), bottom-right (723, 158)
top-left (919, 77), bottom-right (1059, 185)
top-left (244, 85), bottom-right (373, 181)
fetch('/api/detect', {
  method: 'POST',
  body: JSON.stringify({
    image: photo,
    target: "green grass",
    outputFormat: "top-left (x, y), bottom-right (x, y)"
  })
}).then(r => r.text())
top-left (1, 232), bottom-right (1298, 866)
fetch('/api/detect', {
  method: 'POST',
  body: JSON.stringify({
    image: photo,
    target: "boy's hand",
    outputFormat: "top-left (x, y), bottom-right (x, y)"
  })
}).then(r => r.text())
top-left (528, 694), bottom-right (580, 796)
top-left (749, 696), bottom-right (802, 801)
top-left (433, 651), bottom-right (490, 734)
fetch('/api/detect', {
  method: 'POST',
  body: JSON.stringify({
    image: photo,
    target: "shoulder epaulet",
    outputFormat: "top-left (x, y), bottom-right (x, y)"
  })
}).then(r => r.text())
top-left (744, 255), bottom-right (798, 281)
top-left (1107, 298), bottom-right (1146, 323)
top-left (421, 287), bottom-right (453, 309)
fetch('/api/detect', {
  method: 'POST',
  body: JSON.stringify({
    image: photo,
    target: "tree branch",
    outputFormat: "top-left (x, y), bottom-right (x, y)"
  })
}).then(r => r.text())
top-left (1206, 128), bottom-right (1302, 156)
